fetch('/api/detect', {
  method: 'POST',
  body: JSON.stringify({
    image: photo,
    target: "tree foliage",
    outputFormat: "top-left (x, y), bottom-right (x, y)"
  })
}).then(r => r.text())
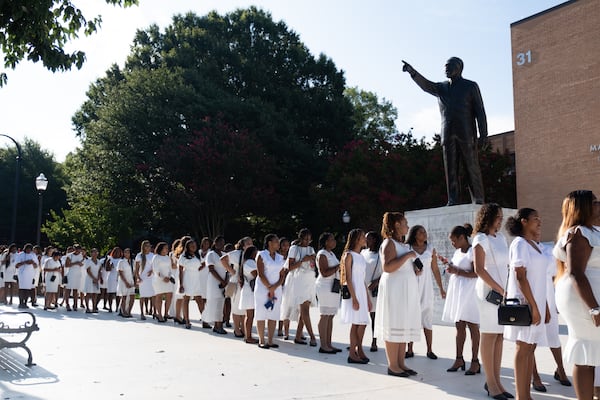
top-left (0, 0), bottom-right (138, 86)
top-left (344, 87), bottom-right (398, 148)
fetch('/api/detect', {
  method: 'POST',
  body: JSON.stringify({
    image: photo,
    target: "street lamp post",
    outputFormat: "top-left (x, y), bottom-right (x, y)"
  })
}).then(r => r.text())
top-left (35, 173), bottom-right (48, 245)
top-left (0, 134), bottom-right (22, 243)
top-left (342, 211), bottom-right (351, 240)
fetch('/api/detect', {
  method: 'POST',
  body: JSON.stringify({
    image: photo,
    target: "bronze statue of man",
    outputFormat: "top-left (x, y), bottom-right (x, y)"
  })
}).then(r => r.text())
top-left (402, 57), bottom-right (487, 206)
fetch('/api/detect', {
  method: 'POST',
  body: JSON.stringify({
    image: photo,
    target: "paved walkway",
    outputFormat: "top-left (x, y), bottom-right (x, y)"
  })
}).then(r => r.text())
top-left (1, 302), bottom-right (577, 400)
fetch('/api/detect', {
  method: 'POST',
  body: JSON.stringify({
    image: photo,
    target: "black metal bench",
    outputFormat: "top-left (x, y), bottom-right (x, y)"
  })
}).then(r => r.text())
top-left (0, 311), bottom-right (40, 366)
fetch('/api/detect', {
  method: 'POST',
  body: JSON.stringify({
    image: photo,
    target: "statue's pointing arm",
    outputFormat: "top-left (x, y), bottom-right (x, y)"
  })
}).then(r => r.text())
top-left (402, 60), bottom-right (439, 96)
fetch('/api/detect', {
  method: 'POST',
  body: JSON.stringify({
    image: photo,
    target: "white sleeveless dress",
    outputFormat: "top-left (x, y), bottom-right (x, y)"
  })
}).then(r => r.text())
top-left (374, 239), bottom-right (421, 342)
top-left (554, 226), bottom-right (600, 366)
top-left (254, 250), bottom-right (285, 321)
top-left (136, 252), bottom-right (155, 298)
top-left (315, 249), bottom-right (340, 316)
top-left (412, 244), bottom-right (436, 330)
top-left (442, 247), bottom-right (479, 324)
top-left (340, 251), bottom-right (369, 325)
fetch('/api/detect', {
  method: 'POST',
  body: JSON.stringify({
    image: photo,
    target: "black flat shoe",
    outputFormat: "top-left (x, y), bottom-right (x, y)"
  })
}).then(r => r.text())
top-left (319, 348), bottom-right (337, 354)
top-left (404, 369), bottom-right (417, 376)
top-left (347, 357), bottom-right (368, 364)
top-left (370, 344), bottom-right (378, 352)
top-left (554, 370), bottom-right (572, 386)
top-left (258, 343), bottom-right (270, 349)
top-left (268, 343), bottom-right (279, 348)
top-left (387, 368), bottom-right (410, 377)
top-left (532, 383), bottom-right (546, 392)
top-left (309, 340), bottom-right (317, 347)
top-left (426, 351), bottom-right (438, 360)
top-left (294, 339), bottom-right (307, 345)
top-left (212, 327), bottom-right (227, 334)
top-left (405, 351), bottom-right (414, 358)
top-left (332, 348), bottom-right (343, 353)
top-left (361, 357), bottom-right (370, 363)
top-left (234, 332), bottom-right (245, 338)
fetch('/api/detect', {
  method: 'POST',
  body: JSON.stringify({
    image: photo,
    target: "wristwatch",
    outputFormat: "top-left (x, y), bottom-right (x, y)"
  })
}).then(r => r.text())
top-left (589, 307), bottom-right (600, 316)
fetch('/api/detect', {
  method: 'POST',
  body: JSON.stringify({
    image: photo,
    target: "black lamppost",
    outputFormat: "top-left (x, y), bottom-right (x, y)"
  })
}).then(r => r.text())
top-left (35, 173), bottom-right (48, 245)
top-left (0, 134), bottom-right (22, 242)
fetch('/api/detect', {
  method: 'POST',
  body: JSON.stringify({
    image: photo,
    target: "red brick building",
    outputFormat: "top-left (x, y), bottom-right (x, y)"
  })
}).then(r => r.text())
top-left (511, 0), bottom-right (600, 241)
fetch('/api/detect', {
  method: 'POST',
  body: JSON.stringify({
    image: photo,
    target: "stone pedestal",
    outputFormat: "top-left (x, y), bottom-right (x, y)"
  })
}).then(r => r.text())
top-left (405, 203), bottom-right (517, 326)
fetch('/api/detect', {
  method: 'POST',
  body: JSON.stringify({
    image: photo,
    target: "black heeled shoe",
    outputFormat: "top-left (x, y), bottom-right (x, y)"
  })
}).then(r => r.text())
top-left (447, 357), bottom-right (465, 372)
top-left (426, 351), bottom-right (438, 360)
top-left (484, 383), bottom-right (509, 400)
top-left (465, 359), bottom-right (481, 375)
top-left (554, 370), bottom-right (572, 386)
top-left (532, 381), bottom-right (546, 392)
top-left (405, 351), bottom-right (414, 358)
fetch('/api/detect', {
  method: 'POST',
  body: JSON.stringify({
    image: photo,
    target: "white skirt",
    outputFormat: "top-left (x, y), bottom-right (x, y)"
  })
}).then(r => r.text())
top-left (293, 269), bottom-right (316, 305)
top-left (476, 279), bottom-right (504, 334)
top-left (204, 296), bottom-right (225, 324)
top-left (84, 276), bottom-right (100, 294)
top-left (231, 284), bottom-right (244, 316)
top-left (4, 265), bottom-right (17, 283)
top-left (442, 275), bottom-right (479, 324)
top-left (239, 283), bottom-right (255, 311)
top-left (66, 267), bottom-right (83, 290)
top-left (315, 277), bottom-right (339, 316)
top-left (45, 272), bottom-right (60, 293)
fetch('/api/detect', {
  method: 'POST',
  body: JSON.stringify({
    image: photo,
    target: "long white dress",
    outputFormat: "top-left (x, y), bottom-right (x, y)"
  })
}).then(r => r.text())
top-left (239, 259), bottom-right (257, 311)
top-left (374, 238), bottom-right (421, 342)
top-left (117, 259), bottom-right (135, 296)
top-left (4, 251), bottom-right (18, 283)
top-left (361, 248), bottom-right (382, 313)
top-left (542, 244), bottom-right (561, 348)
top-left (554, 226), bottom-right (600, 366)
top-left (43, 258), bottom-right (61, 293)
top-left (152, 255), bottom-right (174, 295)
top-left (315, 249), bottom-right (340, 316)
top-left (254, 250), bottom-right (284, 321)
top-left (83, 258), bottom-right (102, 294)
top-left (106, 257), bottom-right (119, 293)
top-left (504, 237), bottom-right (548, 345)
top-left (198, 250), bottom-right (210, 299)
top-left (66, 252), bottom-right (85, 291)
top-left (442, 247), bottom-right (479, 324)
top-left (289, 245), bottom-right (317, 306)
top-left (226, 249), bottom-right (245, 317)
top-left (340, 251), bottom-right (370, 325)
top-left (412, 244), bottom-right (436, 330)
top-left (179, 254), bottom-right (202, 297)
top-left (203, 250), bottom-right (227, 324)
top-left (136, 252), bottom-right (155, 298)
top-left (473, 232), bottom-right (509, 334)
top-left (17, 251), bottom-right (38, 290)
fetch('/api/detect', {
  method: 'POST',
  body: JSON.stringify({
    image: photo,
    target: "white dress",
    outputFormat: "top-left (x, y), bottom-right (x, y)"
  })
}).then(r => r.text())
top-left (412, 244), bottom-right (436, 330)
top-left (315, 249), bottom-right (340, 316)
top-left (152, 255), bottom-right (174, 295)
top-left (226, 249), bottom-right (244, 316)
top-left (361, 248), bottom-right (382, 313)
top-left (0, 253), bottom-right (5, 286)
top-left (340, 251), bottom-right (370, 325)
top-left (374, 239), bottom-right (421, 342)
top-left (117, 259), bottom-right (135, 296)
top-left (473, 232), bottom-right (509, 334)
top-left (179, 254), bottom-right (202, 297)
top-left (504, 237), bottom-right (548, 345)
top-left (136, 252), bottom-right (155, 298)
top-left (554, 226), bottom-right (600, 366)
top-left (98, 257), bottom-right (107, 290)
top-left (66, 252), bottom-right (84, 291)
top-left (239, 259), bottom-right (257, 310)
top-left (106, 257), bottom-right (119, 293)
top-left (442, 247), bottom-right (479, 324)
top-left (254, 250), bottom-right (284, 321)
top-left (83, 258), bottom-right (102, 294)
top-left (43, 258), bottom-right (61, 293)
top-left (17, 251), bottom-right (38, 290)
top-left (542, 245), bottom-right (561, 348)
top-left (279, 258), bottom-right (298, 321)
top-left (4, 251), bottom-right (17, 283)
top-left (203, 250), bottom-right (227, 324)
top-left (197, 251), bottom-right (209, 299)
top-left (289, 245), bottom-right (317, 306)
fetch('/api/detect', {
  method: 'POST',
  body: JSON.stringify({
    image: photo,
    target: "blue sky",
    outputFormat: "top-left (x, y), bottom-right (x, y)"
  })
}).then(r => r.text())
top-left (0, 0), bottom-right (566, 161)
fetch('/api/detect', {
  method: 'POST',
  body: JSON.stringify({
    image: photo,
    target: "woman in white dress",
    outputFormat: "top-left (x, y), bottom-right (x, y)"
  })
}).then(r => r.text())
top-left (277, 237), bottom-right (292, 338)
top-left (406, 225), bottom-right (446, 360)
top-left (288, 229), bottom-right (317, 346)
top-left (64, 245), bottom-right (85, 311)
top-left (239, 246), bottom-right (259, 344)
top-left (504, 208), bottom-right (548, 400)
top-left (3, 244), bottom-right (18, 305)
top-left (340, 229), bottom-right (370, 364)
top-left (205, 236), bottom-right (235, 334)
top-left (473, 203), bottom-right (512, 400)
top-left (553, 190), bottom-right (600, 400)
top-left (135, 240), bottom-right (154, 320)
top-left (255, 234), bottom-right (286, 349)
top-left (178, 239), bottom-right (204, 329)
top-left (152, 242), bottom-right (174, 323)
top-left (361, 232), bottom-right (382, 352)
top-left (43, 251), bottom-right (62, 310)
top-left (441, 224), bottom-right (481, 375)
top-left (315, 232), bottom-right (341, 354)
top-left (198, 237), bottom-right (212, 328)
top-left (117, 248), bottom-right (135, 318)
top-left (374, 212), bottom-right (420, 377)
top-left (16, 243), bottom-right (39, 309)
top-left (83, 248), bottom-right (102, 313)
top-left (222, 237), bottom-right (254, 338)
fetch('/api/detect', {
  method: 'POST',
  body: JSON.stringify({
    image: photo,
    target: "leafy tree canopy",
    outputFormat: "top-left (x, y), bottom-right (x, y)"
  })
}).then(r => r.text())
top-left (0, 0), bottom-right (138, 86)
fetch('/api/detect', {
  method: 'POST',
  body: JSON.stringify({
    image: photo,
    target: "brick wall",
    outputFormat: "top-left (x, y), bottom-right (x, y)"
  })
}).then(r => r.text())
top-left (511, 0), bottom-right (600, 241)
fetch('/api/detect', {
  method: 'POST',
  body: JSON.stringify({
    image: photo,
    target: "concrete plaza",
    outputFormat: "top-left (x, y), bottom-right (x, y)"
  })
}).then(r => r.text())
top-left (1, 302), bottom-right (577, 400)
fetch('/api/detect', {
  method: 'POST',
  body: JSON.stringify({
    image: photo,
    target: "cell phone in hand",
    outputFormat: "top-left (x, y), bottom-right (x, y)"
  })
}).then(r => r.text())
top-left (413, 258), bottom-right (424, 271)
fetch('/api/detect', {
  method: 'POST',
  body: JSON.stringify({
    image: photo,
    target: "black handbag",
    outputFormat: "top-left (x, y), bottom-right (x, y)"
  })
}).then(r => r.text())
top-left (341, 285), bottom-right (351, 299)
top-left (498, 298), bottom-right (532, 326)
top-left (331, 278), bottom-right (341, 293)
top-left (486, 289), bottom-right (503, 306)
top-left (50, 275), bottom-right (57, 282)
top-left (249, 278), bottom-right (256, 292)
top-left (62, 276), bottom-right (68, 284)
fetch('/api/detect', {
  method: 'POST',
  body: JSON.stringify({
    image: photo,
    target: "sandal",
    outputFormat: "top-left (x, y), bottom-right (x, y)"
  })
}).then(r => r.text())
top-left (245, 338), bottom-right (259, 344)
top-left (294, 338), bottom-right (307, 345)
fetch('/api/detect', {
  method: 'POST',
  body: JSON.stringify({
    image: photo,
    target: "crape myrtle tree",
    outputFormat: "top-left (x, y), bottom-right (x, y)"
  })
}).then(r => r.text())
top-left (45, 7), bottom-right (354, 248)
top-left (0, 0), bottom-right (138, 86)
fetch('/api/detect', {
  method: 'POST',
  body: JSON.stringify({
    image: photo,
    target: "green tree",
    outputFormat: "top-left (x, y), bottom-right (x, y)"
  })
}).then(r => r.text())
top-left (0, 0), bottom-right (138, 86)
top-left (0, 138), bottom-right (68, 244)
top-left (344, 86), bottom-right (398, 148)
